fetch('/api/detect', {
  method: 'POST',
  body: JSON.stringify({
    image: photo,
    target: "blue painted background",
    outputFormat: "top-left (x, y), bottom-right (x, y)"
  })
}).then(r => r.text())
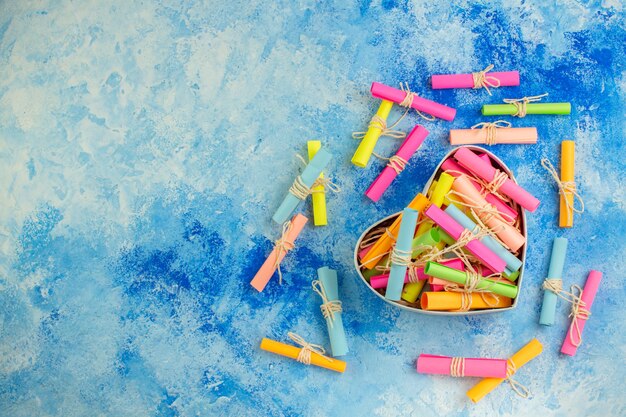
top-left (1, 1), bottom-right (624, 416)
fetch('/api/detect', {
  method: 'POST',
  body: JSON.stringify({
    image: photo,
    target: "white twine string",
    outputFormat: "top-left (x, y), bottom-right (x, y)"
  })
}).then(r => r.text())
top-left (472, 64), bottom-right (501, 95)
top-left (385, 155), bottom-right (408, 174)
top-left (351, 114), bottom-right (407, 140)
top-left (311, 280), bottom-right (343, 328)
top-left (450, 357), bottom-right (466, 377)
top-left (503, 93), bottom-right (548, 117)
top-left (471, 120), bottom-right (512, 145)
top-left (290, 155), bottom-right (341, 199)
top-left (287, 332), bottom-right (333, 365)
top-left (399, 82), bottom-right (436, 121)
top-left (567, 284), bottom-right (591, 348)
top-left (541, 158), bottom-right (584, 225)
top-left (273, 220), bottom-right (295, 285)
top-left (505, 360), bottom-right (531, 398)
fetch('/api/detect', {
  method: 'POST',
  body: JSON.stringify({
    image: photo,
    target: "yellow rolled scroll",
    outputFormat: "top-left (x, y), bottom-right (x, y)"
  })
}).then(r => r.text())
top-left (307, 140), bottom-right (327, 226)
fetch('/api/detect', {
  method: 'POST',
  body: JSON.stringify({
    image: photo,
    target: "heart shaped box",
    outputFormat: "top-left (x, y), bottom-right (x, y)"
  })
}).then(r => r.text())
top-left (353, 145), bottom-right (527, 316)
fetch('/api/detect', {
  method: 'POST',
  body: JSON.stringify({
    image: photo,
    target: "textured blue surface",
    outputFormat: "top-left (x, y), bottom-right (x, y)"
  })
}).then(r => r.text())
top-left (1, 1), bottom-right (625, 416)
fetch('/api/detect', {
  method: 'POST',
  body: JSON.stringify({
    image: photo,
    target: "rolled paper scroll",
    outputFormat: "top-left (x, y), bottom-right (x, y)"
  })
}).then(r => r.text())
top-left (352, 100), bottom-right (394, 168)
top-left (360, 193), bottom-right (430, 269)
top-left (370, 82), bottom-right (456, 121)
top-left (482, 102), bottom-right (571, 116)
top-left (539, 238), bottom-right (568, 326)
top-left (260, 336), bottom-right (346, 373)
top-left (420, 292), bottom-right (512, 311)
top-left (417, 354), bottom-right (508, 378)
top-left (307, 141), bottom-right (327, 226)
top-left (561, 270), bottom-right (602, 356)
top-left (401, 280), bottom-right (426, 303)
top-left (430, 172), bottom-right (455, 207)
top-left (370, 258), bottom-right (464, 289)
top-left (385, 208), bottom-right (419, 301)
top-left (467, 339), bottom-right (543, 403)
top-left (315, 267), bottom-right (348, 357)
top-left (449, 125), bottom-right (538, 146)
top-left (444, 205), bottom-right (522, 275)
top-left (560, 140), bottom-right (575, 228)
top-left (435, 227), bottom-right (456, 246)
top-left (273, 148), bottom-right (332, 224)
top-left (365, 125), bottom-right (429, 202)
top-left (358, 244), bottom-right (372, 260)
top-left (441, 158), bottom-right (518, 222)
top-left (416, 172), bottom-right (455, 236)
top-left (427, 277), bottom-right (447, 291)
top-left (424, 262), bottom-right (518, 298)
top-left (423, 204), bottom-right (507, 273)
top-left (250, 214), bottom-right (308, 292)
top-left (504, 270), bottom-right (520, 282)
top-left (451, 175), bottom-right (526, 252)
top-left (411, 227), bottom-right (440, 258)
top-left (428, 259), bottom-right (466, 292)
top-left (401, 228), bottom-right (442, 302)
top-left (431, 68), bottom-right (519, 91)
top-left (454, 147), bottom-right (540, 212)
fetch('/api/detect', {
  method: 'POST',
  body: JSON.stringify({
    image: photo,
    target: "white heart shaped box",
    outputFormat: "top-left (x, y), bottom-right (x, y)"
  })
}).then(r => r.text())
top-left (353, 145), bottom-right (527, 316)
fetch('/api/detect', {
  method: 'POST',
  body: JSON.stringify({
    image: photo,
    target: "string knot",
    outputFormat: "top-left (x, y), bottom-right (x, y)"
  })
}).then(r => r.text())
top-left (311, 177), bottom-right (342, 194)
top-left (399, 82), bottom-right (435, 121)
top-left (485, 170), bottom-right (509, 195)
top-left (471, 120), bottom-right (512, 145)
top-left (505, 359), bottom-right (531, 398)
top-left (472, 64), bottom-right (501, 95)
top-left (312, 280), bottom-right (343, 327)
top-left (287, 332), bottom-right (332, 365)
top-left (386, 155), bottom-right (408, 174)
top-left (274, 221), bottom-right (295, 284)
top-left (351, 115), bottom-right (406, 140)
top-left (503, 93), bottom-right (548, 117)
top-left (568, 285), bottom-right (591, 347)
top-left (541, 158), bottom-right (585, 225)
top-left (543, 278), bottom-right (563, 294)
top-left (450, 357), bottom-right (465, 377)
top-left (289, 175), bottom-right (314, 200)
top-left (390, 246), bottom-right (412, 267)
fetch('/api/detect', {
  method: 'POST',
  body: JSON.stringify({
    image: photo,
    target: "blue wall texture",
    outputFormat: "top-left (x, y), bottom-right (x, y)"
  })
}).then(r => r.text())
top-left (0, 1), bottom-right (624, 416)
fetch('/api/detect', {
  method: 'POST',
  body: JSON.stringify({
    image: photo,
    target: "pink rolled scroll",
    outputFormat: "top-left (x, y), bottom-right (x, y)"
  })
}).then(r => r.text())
top-left (358, 244), bottom-right (372, 260)
top-left (370, 259), bottom-right (464, 289)
top-left (561, 270), bottom-right (602, 356)
top-left (423, 204), bottom-right (506, 273)
top-left (431, 71), bottom-right (520, 90)
top-left (370, 82), bottom-right (456, 121)
top-left (451, 175), bottom-right (526, 252)
top-left (454, 147), bottom-right (540, 212)
top-left (441, 158), bottom-right (518, 222)
top-left (250, 214), bottom-right (308, 292)
top-left (417, 354), bottom-right (508, 378)
top-left (365, 125), bottom-right (429, 202)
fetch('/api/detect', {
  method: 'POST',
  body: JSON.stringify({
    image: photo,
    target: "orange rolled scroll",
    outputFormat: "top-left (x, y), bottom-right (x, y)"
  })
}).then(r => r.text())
top-left (250, 214), bottom-right (308, 292)
top-left (360, 193), bottom-right (430, 269)
top-left (451, 175), bottom-right (525, 252)
top-left (260, 338), bottom-right (346, 373)
top-left (559, 140), bottom-right (575, 228)
top-left (420, 292), bottom-right (512, 311)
